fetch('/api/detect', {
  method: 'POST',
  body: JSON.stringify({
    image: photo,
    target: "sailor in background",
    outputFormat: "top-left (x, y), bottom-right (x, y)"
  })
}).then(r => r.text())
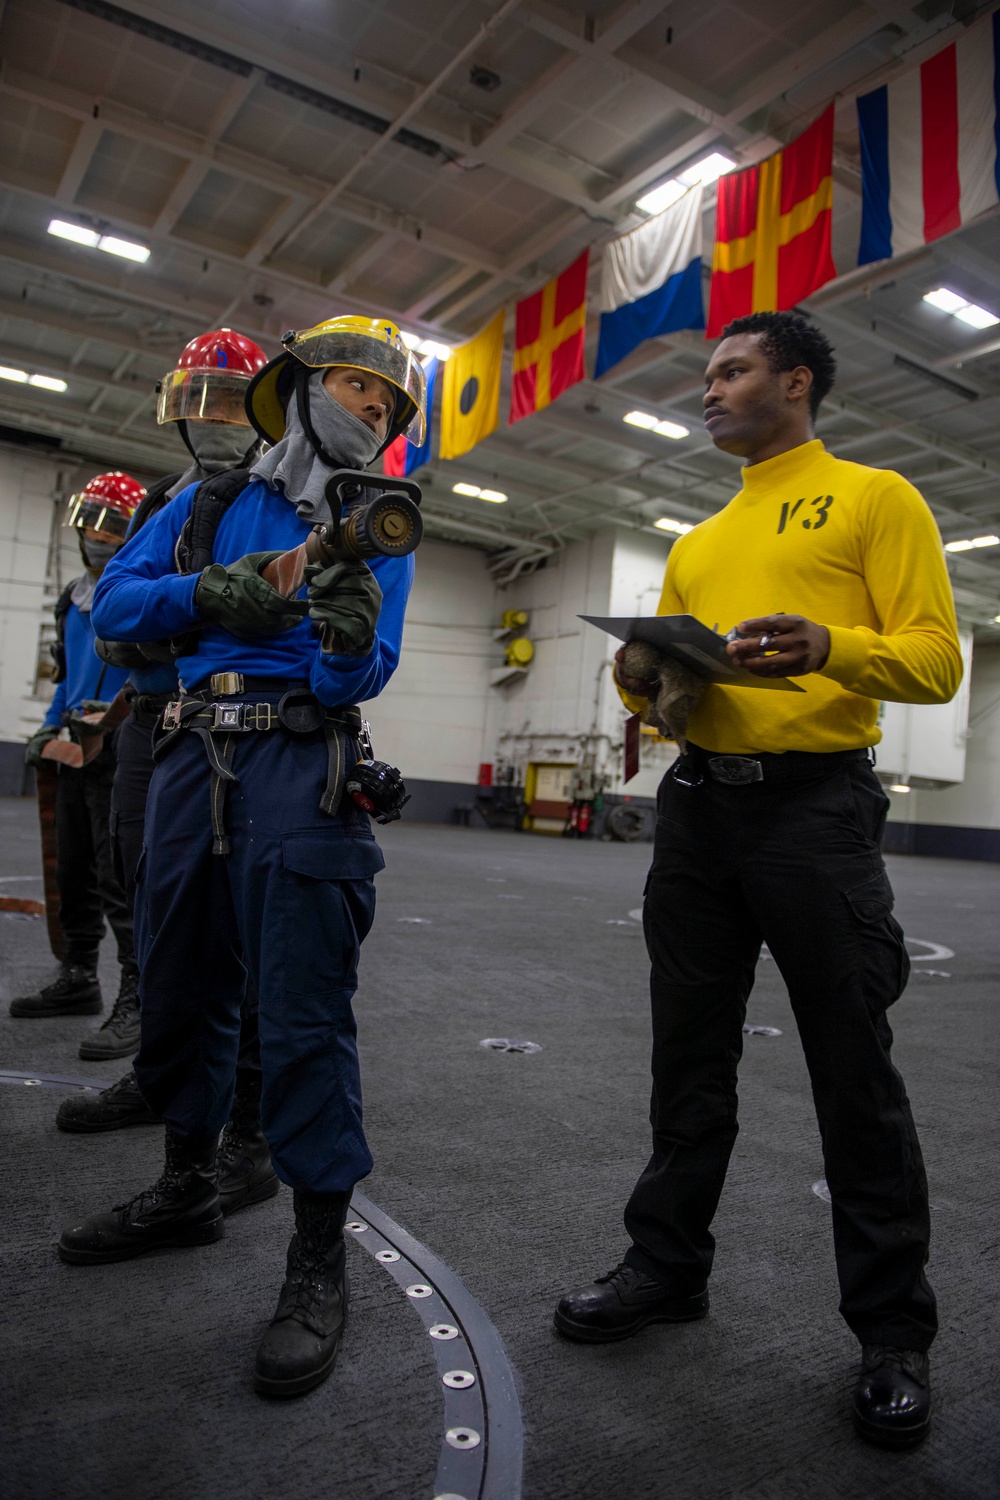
top-left (12, 473), bottom-right (140, 1051)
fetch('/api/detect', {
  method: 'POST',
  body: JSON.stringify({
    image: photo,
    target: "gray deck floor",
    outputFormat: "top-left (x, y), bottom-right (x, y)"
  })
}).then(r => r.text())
top-left (1, 797), bottom-right (997, 1500)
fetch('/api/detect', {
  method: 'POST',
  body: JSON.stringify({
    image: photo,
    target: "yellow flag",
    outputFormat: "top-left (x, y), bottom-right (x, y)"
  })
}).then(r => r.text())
top-left (439, 308), bottom-right (504, 461)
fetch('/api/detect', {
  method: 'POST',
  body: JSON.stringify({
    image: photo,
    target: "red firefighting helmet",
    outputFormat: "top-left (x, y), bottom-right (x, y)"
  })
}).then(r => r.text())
top-left (65, 471), bottom-right (145, 542)
top-left (156, 328), bottom-right (268, 427)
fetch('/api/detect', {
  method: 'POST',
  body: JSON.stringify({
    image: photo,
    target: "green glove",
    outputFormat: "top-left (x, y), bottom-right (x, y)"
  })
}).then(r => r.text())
top-left (95, 637), bottom-right (150, 671)
top-left (25, 725), bottom-right (58, 769)
top-left (194, 552), bottom-right (307, 638)
top-left (306, 560), bottom-right (383, 657)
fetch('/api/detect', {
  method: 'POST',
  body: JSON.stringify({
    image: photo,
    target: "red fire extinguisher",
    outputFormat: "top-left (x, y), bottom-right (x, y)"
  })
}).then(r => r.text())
top-left (578, 801), bottom-right (592, 835)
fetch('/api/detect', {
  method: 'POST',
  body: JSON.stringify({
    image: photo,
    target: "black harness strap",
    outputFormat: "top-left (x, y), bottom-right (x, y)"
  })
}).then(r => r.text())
top-left (154, 693), bottom-right (362, 853)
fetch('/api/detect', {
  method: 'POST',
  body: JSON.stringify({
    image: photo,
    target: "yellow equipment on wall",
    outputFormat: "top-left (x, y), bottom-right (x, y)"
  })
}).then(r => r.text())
top-left (505, 637), bottom-right (535, 668)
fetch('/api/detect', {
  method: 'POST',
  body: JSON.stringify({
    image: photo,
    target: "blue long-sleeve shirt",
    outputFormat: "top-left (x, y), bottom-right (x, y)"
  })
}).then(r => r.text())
top-left (92, 477), bottom-right (413, 705)
top-left (45, 600), bottom-right (129, 728)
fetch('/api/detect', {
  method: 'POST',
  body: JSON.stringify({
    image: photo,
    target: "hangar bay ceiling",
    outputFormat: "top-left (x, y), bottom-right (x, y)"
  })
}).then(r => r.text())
top-left (0, 0), bottom-right (998, 630)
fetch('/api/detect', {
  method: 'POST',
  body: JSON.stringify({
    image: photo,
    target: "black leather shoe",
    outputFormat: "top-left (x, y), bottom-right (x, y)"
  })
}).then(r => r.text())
top-left (254, 1190), bottom-right (350, 1398)
top-left (78, 973), bottom-right (140, 1060)
top-left (853, 1345), bottom-right (931, 1449)
top-left (56, 1069), bottom-right (162, 1133)
top-left (10, 963), bottom-right (101, 1017)
top-left (554, 1263), bottom-right (709, 1344)
top-left (58, 1129), bottom-right (223, 1264)
top-left (218, 1072), bottom-right (279, 1216)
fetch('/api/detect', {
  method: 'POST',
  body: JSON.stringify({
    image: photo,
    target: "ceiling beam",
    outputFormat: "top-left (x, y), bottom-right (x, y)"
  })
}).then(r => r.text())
top-left (0, 64), bottom-right (510, 282)
top-left (54, 118), bottom-right (104, 205)
top-left (264, 0), bottom-right (524, 260)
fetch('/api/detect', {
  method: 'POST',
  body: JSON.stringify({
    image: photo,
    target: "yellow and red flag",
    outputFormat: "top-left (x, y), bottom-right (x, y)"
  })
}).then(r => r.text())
top-left (509, 249), bottom-right (589, 424)
top-left (707, 105), bottom-right (836, 338)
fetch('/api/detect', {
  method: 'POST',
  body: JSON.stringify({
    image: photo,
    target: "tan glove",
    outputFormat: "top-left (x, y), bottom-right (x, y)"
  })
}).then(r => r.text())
top-left (621, 640), bottom-right (706, 752)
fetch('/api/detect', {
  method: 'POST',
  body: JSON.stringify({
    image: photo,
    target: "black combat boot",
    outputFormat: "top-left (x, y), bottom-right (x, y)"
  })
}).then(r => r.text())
top-left (58, 1128), bottom-right (223, 1264)
top-left (10, 962), bottom-right (101, 1017)
top-left (217, 1070), bottom-right (279, 1216)
top-left (554, 1263), bottom-right (709, 1343)
top-left (78, 970), bottom-right (141, 1060)
top-left (56, 1068), bottom-right (162, 1133)
top-left (853, 1345), bottom-right (931, 1449)
top-left (253, 1189), bottom-right (351, 1398)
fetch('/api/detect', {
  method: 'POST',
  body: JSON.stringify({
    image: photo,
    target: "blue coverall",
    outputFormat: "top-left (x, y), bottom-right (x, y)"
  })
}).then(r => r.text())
top-left (92, 478), bottom-right (413, 1192)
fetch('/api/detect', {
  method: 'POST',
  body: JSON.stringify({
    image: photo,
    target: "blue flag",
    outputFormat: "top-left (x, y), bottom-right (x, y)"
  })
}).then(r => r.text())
top-left (595, 188), bottom-right (704, 379)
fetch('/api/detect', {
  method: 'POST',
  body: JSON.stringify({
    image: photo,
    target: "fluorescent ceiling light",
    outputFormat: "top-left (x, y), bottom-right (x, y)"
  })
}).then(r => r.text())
top-left (944, 534), bottom-right (1000, 552)
top-left (0, 366), bottom-right (27, 383)
top-left (635, 180), bottom-right (688, 215)
top-left (994, 614), bottom-right (1000, 624)
top-left (888, 783), bottom-right (911, 793)
top-left (452, 480), bottom-right (506, 502)
top-left (400, 330), bottom-right (422, 349)
top-left (678, 151), bottom-right (736, 187)
top-left (954, 303), bottom-right (1000, 329)
top-left (418, 339), bottom-right (451, 361)
top-left (623, 409), bottom-right (688, 440)
top-left (654, 517), bottom-right (693, 535)
top-left (48, 219), bottom-right (100, 247)
top-left (48, 219), bottom-right (150, 263)
top-left (97, 234), bottom-right (150, 262)
top-left (923, 286), bottom-right (999, 330)
top-left (29, 374), bottom-right (68, 392)
top-left (923, 287), bottom-right (967, 313)
top-left (636, 151), bottom-right (736, 215)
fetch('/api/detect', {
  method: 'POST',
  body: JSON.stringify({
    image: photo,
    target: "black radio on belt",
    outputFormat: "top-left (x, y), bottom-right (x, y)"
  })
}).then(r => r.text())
top-left (345, 759), bottom-right (410, 825)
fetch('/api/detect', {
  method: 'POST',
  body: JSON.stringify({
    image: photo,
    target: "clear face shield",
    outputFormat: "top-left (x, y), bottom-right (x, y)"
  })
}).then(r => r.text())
top-left (65, 495), bottom-right (131, 542)
top-left (286, 330), bottom-right (427, 446)
top-left (156, 369), bottom-right (254, 427)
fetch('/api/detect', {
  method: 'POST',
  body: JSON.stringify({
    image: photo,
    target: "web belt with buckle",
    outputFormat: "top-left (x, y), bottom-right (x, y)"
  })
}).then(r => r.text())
top-left (707, 756), bottom-right (765, 785)
top-left (157, 691), bottom-right (363, 855)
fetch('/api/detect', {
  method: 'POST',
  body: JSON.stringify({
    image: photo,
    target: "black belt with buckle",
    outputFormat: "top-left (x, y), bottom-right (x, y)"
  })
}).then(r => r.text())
top-left (676, 744), bottom-right (870, 789)
top-left (156, 688), bottom-right (364, 855)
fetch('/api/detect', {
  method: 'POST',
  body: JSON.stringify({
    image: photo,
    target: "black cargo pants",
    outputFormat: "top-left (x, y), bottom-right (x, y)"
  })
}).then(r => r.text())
top-left (623, 745), bottom-right (937, 1351)
top-left (55, 741), bottom-right (135, 976)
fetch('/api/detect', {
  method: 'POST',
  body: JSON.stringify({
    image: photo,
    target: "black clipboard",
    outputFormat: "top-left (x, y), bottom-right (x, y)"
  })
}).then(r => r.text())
top-left (580, 614), bottom-right (805, 692)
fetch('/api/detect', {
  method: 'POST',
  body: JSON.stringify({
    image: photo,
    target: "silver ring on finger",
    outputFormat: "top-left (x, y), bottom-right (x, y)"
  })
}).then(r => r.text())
top-left (759, 633), bottom-right (771, 651)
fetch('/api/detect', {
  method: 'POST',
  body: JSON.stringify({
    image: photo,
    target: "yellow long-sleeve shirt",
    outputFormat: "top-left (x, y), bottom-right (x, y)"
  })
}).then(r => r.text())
top-left (619, 439), bottom-right (963, 754)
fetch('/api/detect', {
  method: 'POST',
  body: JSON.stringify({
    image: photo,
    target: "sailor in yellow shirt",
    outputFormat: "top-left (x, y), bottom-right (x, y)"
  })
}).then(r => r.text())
top-left (554, 311), bottom-right (961, 1453)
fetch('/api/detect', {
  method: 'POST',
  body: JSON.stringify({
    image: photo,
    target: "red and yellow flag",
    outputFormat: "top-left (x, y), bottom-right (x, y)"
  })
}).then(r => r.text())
top-left (509, 249), bottom-right (589, 424)
top-left (707, 105), bottom-right (836, 338)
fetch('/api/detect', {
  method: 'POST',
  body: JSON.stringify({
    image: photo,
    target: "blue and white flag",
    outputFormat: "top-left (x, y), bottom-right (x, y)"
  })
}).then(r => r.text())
top-left (594, 186), bottom-right (704, 379)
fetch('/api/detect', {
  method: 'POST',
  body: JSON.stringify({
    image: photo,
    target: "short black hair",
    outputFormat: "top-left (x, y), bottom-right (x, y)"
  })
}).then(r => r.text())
top-left (720, 310), bottom-right (836, 418)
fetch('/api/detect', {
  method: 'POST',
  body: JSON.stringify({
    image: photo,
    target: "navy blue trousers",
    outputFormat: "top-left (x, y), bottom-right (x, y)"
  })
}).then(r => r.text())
top-left (111, 709), bottom-right (262, 1080)
top-left (133, 707), bottom-right (382, 1193)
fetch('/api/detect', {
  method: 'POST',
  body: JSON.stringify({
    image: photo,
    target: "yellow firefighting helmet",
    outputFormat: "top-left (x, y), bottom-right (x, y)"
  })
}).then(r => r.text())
top-left (246, 316), bottom-right (427, 451)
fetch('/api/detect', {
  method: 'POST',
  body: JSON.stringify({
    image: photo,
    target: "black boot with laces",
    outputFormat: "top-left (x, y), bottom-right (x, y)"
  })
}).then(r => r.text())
top-left (853, 1345), bottom-right (931, 1449)
top-left (10, 962), bottom-right (101, 1018)
top-left (78, 971), bottom-right (141, 1060)
top-left (554, 1261), bottom-right (709, 1343)
top-left (56, 1067), bottom-right (162, 1133)
top-left (218, 1070), bottom-right (279, 1216)
top-left (254, 1189), bottom-right (351, 1398)
top-left (58, 1128), bottom-right (223, 1264)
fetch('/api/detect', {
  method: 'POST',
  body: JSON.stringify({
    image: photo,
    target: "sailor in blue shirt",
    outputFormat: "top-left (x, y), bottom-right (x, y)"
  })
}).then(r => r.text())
top-left (55, 330), bottom-right (279, 1218)
top-left (59, 316), bottom-right (427, 1402)
top-left (11, 473), bottom-right (138, 1030)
